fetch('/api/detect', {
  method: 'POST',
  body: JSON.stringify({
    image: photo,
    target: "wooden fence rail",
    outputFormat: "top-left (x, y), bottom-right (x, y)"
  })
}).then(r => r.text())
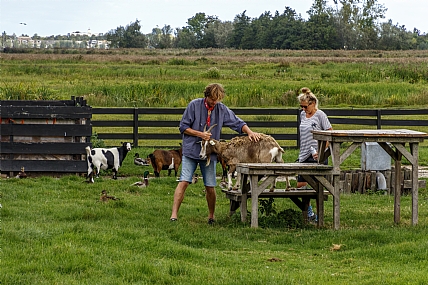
top-left (1, 97), bottom-right (91, 174)
top-left (91, 107), bottom-right (428, 148)
top-left (2, 97), bottom-right (428, 176)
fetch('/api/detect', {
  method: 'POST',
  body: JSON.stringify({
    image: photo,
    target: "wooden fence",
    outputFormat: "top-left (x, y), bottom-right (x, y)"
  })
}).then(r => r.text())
top-left (2, 100), bottom-right (428, 176)
top-left (91, 107), bottom-right (428, 148)
top-left (1, 97), bottom-right (91, 175)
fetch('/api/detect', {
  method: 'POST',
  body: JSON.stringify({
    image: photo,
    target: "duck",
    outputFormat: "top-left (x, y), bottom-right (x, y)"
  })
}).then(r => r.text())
top-left (99, 190), bottom-right (120, 202)
top-left (16, 167), bottom-right (27, 179)
top-left (134, 153), bottom-right (149, 166)
top-left (192, 173), bottom-right (199, 184)
top-left (130, 171), bottom-right (150, 187)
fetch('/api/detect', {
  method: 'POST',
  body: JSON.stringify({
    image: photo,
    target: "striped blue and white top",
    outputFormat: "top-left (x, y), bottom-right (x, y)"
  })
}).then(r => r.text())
top-left (298, 110), bottom-right (332, 162)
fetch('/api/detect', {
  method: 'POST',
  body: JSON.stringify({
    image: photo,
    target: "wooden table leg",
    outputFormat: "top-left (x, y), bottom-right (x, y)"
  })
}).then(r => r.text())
top-left (333, 175), bottom-right (340, 230)
top-left (316, 181), bottom-right (324, 227)
top-left (240, 174), bottom-right (248, 222)
top-left (250, 175), bottom-right (260, 228)
top-left (394, 154), bottom-right (402, 224)
top-left (411, 143), bottom-right (419, 226)
top-left (330, 142), bottom-right (341, 230)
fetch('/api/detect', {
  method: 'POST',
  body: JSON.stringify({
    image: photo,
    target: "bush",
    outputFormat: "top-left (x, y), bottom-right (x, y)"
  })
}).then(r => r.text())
top-left (201, 67), bottom-right (221, 79)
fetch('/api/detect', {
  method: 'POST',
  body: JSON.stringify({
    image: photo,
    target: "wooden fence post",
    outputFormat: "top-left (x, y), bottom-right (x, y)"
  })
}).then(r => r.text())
top-left (133, 108), bottom-right (139, 148)
top-left (377, 109), bottom-right (382, 129)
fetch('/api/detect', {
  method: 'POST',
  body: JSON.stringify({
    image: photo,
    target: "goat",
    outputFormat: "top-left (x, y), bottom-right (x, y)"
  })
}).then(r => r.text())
top-left (148, 148), bottom-right (182, 177)
top-left (199, 125), bottom-right (288, 191)
top-left (85, 142), bottom-right (131, 183)
top-left (218, 154), bottom-right (229, 188)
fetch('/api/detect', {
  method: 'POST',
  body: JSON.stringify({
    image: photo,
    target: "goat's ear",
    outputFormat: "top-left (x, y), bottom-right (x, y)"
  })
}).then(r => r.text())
top-left (209, 140), bottom-right (215, 146)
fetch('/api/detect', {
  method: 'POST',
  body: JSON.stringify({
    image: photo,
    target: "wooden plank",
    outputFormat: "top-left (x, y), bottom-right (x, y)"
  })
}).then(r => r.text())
top-left (1, 160), bottom-right (87, 172)
top-left (370, 171), bottom-right (377, 191)
top-left (410, 143), bottom-right (419, 226)
top-left (381, 109), bottom-right (428, 116)
top-left (403, 180), bottom-right (426, 189)
top-left (339, 143), bottom-right (360, 165)
top-left (1, 99), bottom-right (77, 107)
top-left (313, 129), bottom-right (428, 138)
top-left (1, 124), bottom-right (91, 136)
top-left (385, 170), bottom-right (391, 195)
top-left (222, 189), bottom-right (331, 199)
top-left (324, 109), bottom-right (378, 116)
top-left (344, 173), bottom-right (352, 194)
top-left (1, 106), bottom-right (91, 119)
top-left (0, 142), bottom-right (89, 154)
top-left (352, 172), bottom-right (359, 193)
top-left (382, 120), bottom-right (428, 127)
top-left (329, 118), bottom-right (376, 125)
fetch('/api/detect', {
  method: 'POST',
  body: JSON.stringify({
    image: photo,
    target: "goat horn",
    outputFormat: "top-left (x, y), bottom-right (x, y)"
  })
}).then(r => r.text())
top-left (206, 124), bottom-right (218, 133)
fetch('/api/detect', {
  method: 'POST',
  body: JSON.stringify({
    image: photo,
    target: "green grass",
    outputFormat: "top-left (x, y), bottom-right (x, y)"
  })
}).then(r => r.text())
top-left (2, 147), bottom-right (428, 284)
top-left (2, 49), bottom-right (428, 283)
top-left (1, 50), bottom-right (428, 107)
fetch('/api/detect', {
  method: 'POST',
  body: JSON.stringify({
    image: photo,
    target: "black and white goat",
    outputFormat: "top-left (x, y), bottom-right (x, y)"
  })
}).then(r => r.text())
top-left (85, 142), bottom-right (132, 183)
top-left (199, 125), bottom-right (288, 191)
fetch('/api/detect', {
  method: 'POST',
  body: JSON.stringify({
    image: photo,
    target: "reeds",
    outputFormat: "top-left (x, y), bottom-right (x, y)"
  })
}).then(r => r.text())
top-left (1, 49), bottom-right (427, 107)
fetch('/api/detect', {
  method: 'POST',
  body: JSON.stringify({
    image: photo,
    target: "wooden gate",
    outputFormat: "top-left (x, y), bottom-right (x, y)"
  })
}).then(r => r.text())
top-left (0, 97), bottom-right (91, 176)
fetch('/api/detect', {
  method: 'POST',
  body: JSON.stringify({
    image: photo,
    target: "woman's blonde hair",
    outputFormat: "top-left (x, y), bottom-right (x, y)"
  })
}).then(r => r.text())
top-left (204, 83), bottom-right (225, 101)
top-left (297, 87), bottom-right (319, 109)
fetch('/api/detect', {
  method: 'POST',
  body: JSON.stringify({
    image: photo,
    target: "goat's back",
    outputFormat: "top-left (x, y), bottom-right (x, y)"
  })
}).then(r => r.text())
top-left (224, 134), bottom-right (284, 163)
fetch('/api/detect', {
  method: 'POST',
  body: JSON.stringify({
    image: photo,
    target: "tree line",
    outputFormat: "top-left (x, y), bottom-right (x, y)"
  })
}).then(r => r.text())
top-left (3, 0), bottom-right (428, 50)
top-left (107, 0), bottom-right (427, 50)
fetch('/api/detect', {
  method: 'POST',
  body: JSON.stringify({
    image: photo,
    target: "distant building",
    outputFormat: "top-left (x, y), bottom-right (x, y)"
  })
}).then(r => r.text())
top-left (70, 28), bottom-right (103, 37)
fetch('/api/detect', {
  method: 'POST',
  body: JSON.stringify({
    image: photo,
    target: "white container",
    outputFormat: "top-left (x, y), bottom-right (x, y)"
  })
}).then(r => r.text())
top-left (361, 142), bottom-right (391, 170)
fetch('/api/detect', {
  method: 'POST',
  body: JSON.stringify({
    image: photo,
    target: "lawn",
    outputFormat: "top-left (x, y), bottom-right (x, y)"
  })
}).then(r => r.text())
top-left (2, 147), bottom-right (428, 285)
top-left (2, 49), bottom-right (428, 284)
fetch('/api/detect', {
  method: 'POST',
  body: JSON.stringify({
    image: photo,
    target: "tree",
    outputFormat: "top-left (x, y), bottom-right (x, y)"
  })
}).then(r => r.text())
top-left (158, 25), bottom-right (173, 49)
top-left (378, 20), bottom-right (412, 50)
top-left (211, 21), bottom-right (234, 48)
top-left (251, 11), bottom-right (274, 49)
top-left (174, 27), bottom-right (197, 48)
top-left (147, 26), bottom-right (162, 48)
top-left (271, 7), bottom-right (306, 49)
top-left (332, 0), bottom-right (386, 49)
top-left (174, 13), bottom-right (220, 48)
top-left (229, 11), bottom-right (251, 48)
top-left (106, 19), bottom-right (147, 48)
top-left (306, 0), bottom-right (340, 49)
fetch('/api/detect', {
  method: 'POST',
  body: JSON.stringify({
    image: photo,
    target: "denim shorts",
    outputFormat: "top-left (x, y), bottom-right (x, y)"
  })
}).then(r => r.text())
top-left (179, 156), bottom-right (217, 187)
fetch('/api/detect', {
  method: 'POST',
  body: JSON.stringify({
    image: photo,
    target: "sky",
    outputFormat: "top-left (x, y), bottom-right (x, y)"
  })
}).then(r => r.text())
top-left (1, 0), bottom-right (427, 37)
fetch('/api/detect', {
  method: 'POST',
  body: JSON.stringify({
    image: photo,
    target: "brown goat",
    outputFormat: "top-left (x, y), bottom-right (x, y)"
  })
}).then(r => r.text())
top-left (199, 128), bottom-right (288, 191)
top-left (148, 148), bottom-right (182, 177)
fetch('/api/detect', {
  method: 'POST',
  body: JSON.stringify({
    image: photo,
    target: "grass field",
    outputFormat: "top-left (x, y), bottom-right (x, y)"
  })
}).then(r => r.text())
top-left (2, 146), bottom-right (428, 284)
top-left (1, 49), bottom-right (428, 108)
top-left (2, 49), bottom-right (428, 284)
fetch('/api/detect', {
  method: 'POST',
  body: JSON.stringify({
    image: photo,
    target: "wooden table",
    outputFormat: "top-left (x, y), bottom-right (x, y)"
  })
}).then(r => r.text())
top-left (234, 163), bottom-right (338, 228)
top-left (313, 129), bottom-right (428, 229)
